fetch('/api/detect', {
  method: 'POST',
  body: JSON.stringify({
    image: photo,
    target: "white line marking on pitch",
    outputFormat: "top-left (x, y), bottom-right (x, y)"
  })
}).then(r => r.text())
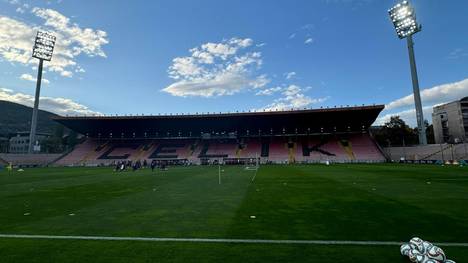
top-left (1, 234), bottom-right (467, 247)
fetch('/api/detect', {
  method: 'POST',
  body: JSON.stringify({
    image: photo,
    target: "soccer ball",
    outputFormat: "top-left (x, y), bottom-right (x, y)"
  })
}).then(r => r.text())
top-left (408, 249), bottom-right (423, 262)
top-left (401, 243), bottom-right (411, 256)
top-left (420, 241), bottom-right (433, 254)
top-left (409, 237), bottom-right (425, 252)
top-left (426, 245), bottom-right (446, 262)
top-left (402, 238), bottom-right (454, 263)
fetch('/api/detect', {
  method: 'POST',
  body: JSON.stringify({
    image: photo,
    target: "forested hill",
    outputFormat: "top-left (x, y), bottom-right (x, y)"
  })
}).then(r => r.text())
top-left (0, 100), bottom-right (60, 136)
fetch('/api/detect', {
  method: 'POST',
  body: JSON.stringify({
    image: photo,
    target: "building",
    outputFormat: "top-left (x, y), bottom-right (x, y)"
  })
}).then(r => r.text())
top-left (432, 97), bottom-right (468, 144)
top-left (8, 132), bottom-right (51, 153)
top-left (52, 105), bottom-right (387, 166)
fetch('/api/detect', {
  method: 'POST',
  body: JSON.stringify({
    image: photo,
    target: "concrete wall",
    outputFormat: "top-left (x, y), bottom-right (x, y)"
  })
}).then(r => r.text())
top-left (384, 143), bottom-right (468, 161)
top-left (0, 153), bottom-right (62, 166)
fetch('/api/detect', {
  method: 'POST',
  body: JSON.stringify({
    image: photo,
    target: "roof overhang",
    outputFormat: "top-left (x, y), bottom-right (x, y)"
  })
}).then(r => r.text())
top-left (53, 105), bottom-right (385, 138)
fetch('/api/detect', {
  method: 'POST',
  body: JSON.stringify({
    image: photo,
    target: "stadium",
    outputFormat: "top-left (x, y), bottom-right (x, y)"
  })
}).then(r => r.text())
top-left (52, 105), bottom-right (386, 166)
top-left (1, 1), bottom-right (468, 263)
top-left (1, 103), bottom-right (468, 263)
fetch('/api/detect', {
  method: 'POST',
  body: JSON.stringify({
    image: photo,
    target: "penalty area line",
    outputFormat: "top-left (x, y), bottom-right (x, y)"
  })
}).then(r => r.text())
top-left (1, 234), bottom-right (468, 247)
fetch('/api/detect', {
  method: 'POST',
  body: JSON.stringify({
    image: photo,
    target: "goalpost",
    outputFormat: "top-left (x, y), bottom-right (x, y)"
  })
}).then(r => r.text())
top-left (245, 153), bottom-right (259, 171)
top-left (217, 158), bottom-right (224, 185)
top-left (218, 159), bottom-right (222, 185)
top-left (245, 153), bottom-right (260, 182)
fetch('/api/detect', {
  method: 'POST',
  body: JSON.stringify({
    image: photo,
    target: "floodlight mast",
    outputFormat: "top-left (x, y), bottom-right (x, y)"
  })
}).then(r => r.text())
top-left (28, 31), bottom-right (56, 153)
top-left (388, 1), bottom-right (427, 145)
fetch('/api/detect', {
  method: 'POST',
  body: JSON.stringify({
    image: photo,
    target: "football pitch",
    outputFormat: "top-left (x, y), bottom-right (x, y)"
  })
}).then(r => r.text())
top-left (0, 164), bottom-right (467, 262)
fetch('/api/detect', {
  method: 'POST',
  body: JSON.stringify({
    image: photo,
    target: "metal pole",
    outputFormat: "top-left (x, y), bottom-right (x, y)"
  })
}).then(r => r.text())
top-left (218, 161), bottom-right (221, 185)
top-left (28, 59), bottom-right (44, 153)
top-left (406, 35), bottom-right (427, 145)
top-left (440, 143), bottom-right (445, 163)
top-left (402, 137), bottom-right (406, 162)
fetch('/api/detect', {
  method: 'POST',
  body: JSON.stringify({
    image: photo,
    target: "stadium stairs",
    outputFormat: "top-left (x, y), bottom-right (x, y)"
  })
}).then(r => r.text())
top-left (339, 140), bottom-right (356, 160)
top-left (288, 142), bottom-right (296, 163)
top-left (349, 134), bottom-right (385, 162)
top-left (53, 134), bottom-right (386, 166)
top-left (49, 147), bottom-right (75, 166)
top-left (54, 139), bottom-right (110, 166)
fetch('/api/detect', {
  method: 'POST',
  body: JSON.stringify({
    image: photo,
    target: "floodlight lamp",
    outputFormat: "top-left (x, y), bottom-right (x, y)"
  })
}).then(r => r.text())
top-left (32, 31), bottom-right (56, 61)
top-left (388, 1), bottom-right (420, 39)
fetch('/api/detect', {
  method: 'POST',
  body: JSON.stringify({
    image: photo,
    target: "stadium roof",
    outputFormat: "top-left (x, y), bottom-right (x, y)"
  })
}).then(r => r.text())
top-left (53, 105), bottom-right (385, 138)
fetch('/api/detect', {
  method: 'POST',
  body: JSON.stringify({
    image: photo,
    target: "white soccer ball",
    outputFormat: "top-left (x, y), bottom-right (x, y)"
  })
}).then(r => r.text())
top-left (421, 241), bottom-right (433, 254)
top-left (415, 254), bottom-right (427, 263)
top-left (409, 249), bottom-right (423, 262)
top-left (416, 254), bottom-right (440, 263)
top-left (410, 237), bottom-right (425, 252)
top-left (402, 238), bottom-right (453, 263)
top-left (426, 245), bottom-right (445, 262)
top-left (401, 243), bottom-right (412, 256)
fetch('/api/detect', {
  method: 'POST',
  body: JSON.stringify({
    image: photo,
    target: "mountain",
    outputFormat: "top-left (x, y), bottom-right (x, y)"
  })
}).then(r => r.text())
top-left (0, 100), bottom-right (61, 136)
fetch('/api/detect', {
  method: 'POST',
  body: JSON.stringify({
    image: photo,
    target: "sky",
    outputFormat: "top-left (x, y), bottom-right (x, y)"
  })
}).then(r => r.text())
top-left (0, 0), bottom-right (467, 126)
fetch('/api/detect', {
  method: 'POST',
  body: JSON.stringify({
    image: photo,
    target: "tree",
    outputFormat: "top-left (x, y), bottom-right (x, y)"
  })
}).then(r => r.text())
top-left (373, 116), bottom-right (418, 147)
top-left (425, 120), bottom-right (435, 144)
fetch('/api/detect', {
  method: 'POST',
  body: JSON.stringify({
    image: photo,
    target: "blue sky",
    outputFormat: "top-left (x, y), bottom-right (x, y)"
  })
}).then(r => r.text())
top-left (0, 0), bottom-right (467, 126)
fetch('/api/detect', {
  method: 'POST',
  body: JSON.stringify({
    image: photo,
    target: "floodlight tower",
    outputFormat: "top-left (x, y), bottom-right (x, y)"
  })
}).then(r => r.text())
top-left (389, 1), bottom-right (427, 145)
top-left (28, 31), bottom-right (56, 153)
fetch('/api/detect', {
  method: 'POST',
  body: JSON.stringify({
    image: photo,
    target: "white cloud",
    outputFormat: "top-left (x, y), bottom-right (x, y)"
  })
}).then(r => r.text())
top-left (1, 88), bottom-right (14, 93)
top-left (375, 105), bottom-right (434, 127)
top-left (304, 38), bottom-right (314, 44)
top-left (447, 48), bottom-right (468, 60)
top-left (75, 66), bottom-right (85, 73)
top-left (386, 78), bottom-right (468, 111)
top-left (301, 24), bottom-right (314, 30)
top-left (32, 8), bottom-right (108, 58)
top-left (289, 24), bottom-right (314, 41)
top-left (376, 78), bottom-right (468, 126)
top-left (60, 70), bottom-right (73, 77)
top-left (20, 73), bottom-right (36, 82)
top-left (163, 37), bottom-right (269, 97)
top-left (7, 0), bottom-right (21, 5)
top-left (15, 7), bottom-right (25, 13)
top-left (20, 73), bottom-right (50, 84)
top-left (163, 72), bottom-right (254, 97)
top-left (255, 86), bottom-right (282, 96)
top-left (0, 8), bottom-right (108, 78)
top-left (259, 85), bottom-right (329, 110)
top-left (250, 74), bottom-right (270, 89)
top-left (285, 71), bottom-right (296, 80)
top-left (0, 87), bottom-right (100, 115)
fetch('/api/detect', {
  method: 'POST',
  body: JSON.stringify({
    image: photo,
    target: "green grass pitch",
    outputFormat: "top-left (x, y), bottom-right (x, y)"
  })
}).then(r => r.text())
top-left (0, 164), bottom-right (467, 262)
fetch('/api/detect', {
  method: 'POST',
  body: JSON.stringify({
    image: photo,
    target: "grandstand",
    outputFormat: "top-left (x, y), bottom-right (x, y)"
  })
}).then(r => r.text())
top-left (52, 105), bottom-right (387, 166)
